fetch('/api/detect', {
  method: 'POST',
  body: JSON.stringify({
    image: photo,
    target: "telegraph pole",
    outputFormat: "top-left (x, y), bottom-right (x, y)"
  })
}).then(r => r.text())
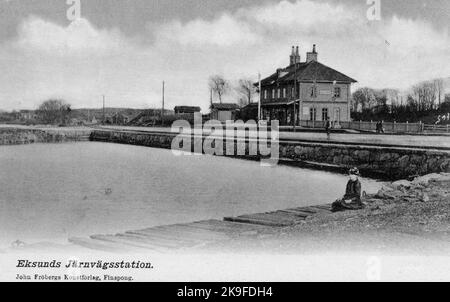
top-left (210, 88), bottom-right (213, 106)
top-left (102, 95), bottom-right (105, 125)
top-left (258, 73), bottom-right (262, 122)
top-left (293, 58), bottom-right (298, 131)
top-left (312, 79), bottom-right (317, 129)
top-left (161, 81), bottom-right (165, 126)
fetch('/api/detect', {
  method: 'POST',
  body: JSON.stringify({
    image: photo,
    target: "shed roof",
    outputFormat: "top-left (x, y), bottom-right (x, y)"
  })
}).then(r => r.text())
top-left (211, 103), bottom-right (239, 110)
top-left (174, 106), bottom-right (201, 113)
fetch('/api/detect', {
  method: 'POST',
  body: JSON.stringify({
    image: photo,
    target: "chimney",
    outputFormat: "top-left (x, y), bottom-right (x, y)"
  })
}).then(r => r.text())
top-left (306, 44), bottom-right (318, 63)
top-left (290, 46), bottom-right (296, 65)
top-left (290, 45), bottom-right (301, 65)
top-left (295, 46), bottom-right (301, 64)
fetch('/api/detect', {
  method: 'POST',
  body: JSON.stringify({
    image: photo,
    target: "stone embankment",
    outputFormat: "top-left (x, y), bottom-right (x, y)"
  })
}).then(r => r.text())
top-left (0, 127), bottom-right (91, 145)
top-left (279, 142), bottom-right (450, 179)
top-left (90, 129), bottom-right (450, 180)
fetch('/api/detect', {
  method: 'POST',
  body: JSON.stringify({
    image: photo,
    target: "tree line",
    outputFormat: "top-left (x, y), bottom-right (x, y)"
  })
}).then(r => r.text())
top-left (208, 75), bottom-right (257, 107)
top-left (352, 78), bottom-right (449, 124)
top-left (37, 99), bottom-right (72, 125)
top-left (0, 99), bottom-right (72, 126)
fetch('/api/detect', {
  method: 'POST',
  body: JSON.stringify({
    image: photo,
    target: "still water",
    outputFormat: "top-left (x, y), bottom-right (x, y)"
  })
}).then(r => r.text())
top-left (0, 142), bottom-right (383, 248)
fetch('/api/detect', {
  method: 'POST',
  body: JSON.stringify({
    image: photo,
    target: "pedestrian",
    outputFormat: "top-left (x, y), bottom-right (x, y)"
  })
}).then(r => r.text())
top-left (325, 117), bottom-right (331, 140)
top-left (331, 167), bottom-right (364, 212)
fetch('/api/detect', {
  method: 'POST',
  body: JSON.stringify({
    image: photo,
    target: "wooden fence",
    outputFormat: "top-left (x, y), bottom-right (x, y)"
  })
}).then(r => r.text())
top-left (423, 124), bottom-right (450, 133)
top-left (300, 120), bottom-right (450, 134)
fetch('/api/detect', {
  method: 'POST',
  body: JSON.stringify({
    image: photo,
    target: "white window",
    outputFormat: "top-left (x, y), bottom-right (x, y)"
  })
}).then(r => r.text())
top-left (264, 90), bottom-right (267, 99)
top-left (277, 89), bottom-right (281, 98)
top-left (272, 89), bottom-right (275, 99)
top-left (283, 88), bottom-right (286, 98)
top-left (334, 87), bottom-right (341, 98)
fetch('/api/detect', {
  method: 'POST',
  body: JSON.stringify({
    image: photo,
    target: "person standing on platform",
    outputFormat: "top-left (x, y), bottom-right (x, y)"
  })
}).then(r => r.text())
top-left (325, 117), bottom-right (332, 140)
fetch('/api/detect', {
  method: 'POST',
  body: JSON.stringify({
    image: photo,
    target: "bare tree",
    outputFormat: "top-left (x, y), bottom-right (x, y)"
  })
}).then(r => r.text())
top-left (406, 94), bottom-right (418, 111)
top-left (208, 75), bottom-right (229, 104)
top-left (37, 99), bottom-right (72, 125)
top-left (412, 81), bottom-right (437, 111)
top-left (384, 89), bottom-right (400, 107)
top-left (433, 78), bottom-right (444, 106)
top-left (235, 78), bottom-right (256, 107)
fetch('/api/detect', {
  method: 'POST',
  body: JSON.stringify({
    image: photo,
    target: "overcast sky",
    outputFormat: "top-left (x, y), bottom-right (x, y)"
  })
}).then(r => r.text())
top-left (0, 0), bottom-right (449, 111)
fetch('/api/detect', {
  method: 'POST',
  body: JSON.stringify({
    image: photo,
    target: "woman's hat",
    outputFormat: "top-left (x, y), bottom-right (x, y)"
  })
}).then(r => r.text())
top-left (349, 167), bottom-right (360, 176)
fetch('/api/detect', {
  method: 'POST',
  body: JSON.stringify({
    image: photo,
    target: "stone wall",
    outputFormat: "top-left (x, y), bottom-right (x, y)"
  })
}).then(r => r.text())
top-left (279, 142), bottom-right (450, 180)
top-left (0, 127), bottom-right (91, 145)
top-left (90, 129), bottom-right (450, 180)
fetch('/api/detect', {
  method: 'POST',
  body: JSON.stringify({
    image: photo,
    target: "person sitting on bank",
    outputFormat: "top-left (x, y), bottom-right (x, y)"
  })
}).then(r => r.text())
top-left (332, 168), bottom-right (364, 212)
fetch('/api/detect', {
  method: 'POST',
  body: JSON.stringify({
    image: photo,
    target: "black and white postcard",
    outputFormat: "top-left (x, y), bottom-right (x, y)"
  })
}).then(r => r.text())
top-left (0, 0), bottom-right (449, 285)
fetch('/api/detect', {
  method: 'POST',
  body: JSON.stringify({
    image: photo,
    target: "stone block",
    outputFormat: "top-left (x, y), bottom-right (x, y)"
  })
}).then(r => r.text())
top-left (398, 155), bottom-right (410, 169)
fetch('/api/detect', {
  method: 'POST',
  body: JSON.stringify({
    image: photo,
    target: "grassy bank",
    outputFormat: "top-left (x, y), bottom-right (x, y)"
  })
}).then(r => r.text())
top-left (0, 125), bottom-right (92, 145)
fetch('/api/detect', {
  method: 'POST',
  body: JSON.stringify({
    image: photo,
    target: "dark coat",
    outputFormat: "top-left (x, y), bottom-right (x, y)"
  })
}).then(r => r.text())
top-left (343, 180), bottom-right (362, 202)
top-left (331, 179), bottom-right (363, 212)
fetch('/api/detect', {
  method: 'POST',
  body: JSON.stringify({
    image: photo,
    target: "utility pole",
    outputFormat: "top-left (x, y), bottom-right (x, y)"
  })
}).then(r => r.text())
top-left (312, 80), bottom-right (317, 129)
top-left (258, 73), bottom-right (262, 122)
top-left (161, 81), bottom-right (165, 126)
top-left (293, 59), bottom-right (298, 131)
top-left (210, 88), bottom-right (214, 119)
top-left (102, 95), bottom-right (105, 125)
top-left (210, 88), bottom-right (213, 108)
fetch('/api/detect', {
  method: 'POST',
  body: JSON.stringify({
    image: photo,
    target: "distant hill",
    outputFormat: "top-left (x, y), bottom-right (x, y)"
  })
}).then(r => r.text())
top-left (70, 108), bottom-right (174, 121)
top-left (70, 108), bottom-right (139, 121)
top-left (72, 108), bottom-right (142, 115)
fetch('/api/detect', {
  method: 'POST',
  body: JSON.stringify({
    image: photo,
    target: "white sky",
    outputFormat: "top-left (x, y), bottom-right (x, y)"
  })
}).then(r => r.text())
top-left (0, 0), bottom-right (449, 111)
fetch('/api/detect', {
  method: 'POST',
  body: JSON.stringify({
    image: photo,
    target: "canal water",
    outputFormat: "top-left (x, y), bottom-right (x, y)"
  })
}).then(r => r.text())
top-left (0, 142), bottom-right (384, 248)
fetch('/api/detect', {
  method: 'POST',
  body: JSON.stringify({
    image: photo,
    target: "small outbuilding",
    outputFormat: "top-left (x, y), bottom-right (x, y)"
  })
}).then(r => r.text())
top-left (210, 103), bottom-right (239, 122)
top-left (239, 103), bottom-right (259, 122)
